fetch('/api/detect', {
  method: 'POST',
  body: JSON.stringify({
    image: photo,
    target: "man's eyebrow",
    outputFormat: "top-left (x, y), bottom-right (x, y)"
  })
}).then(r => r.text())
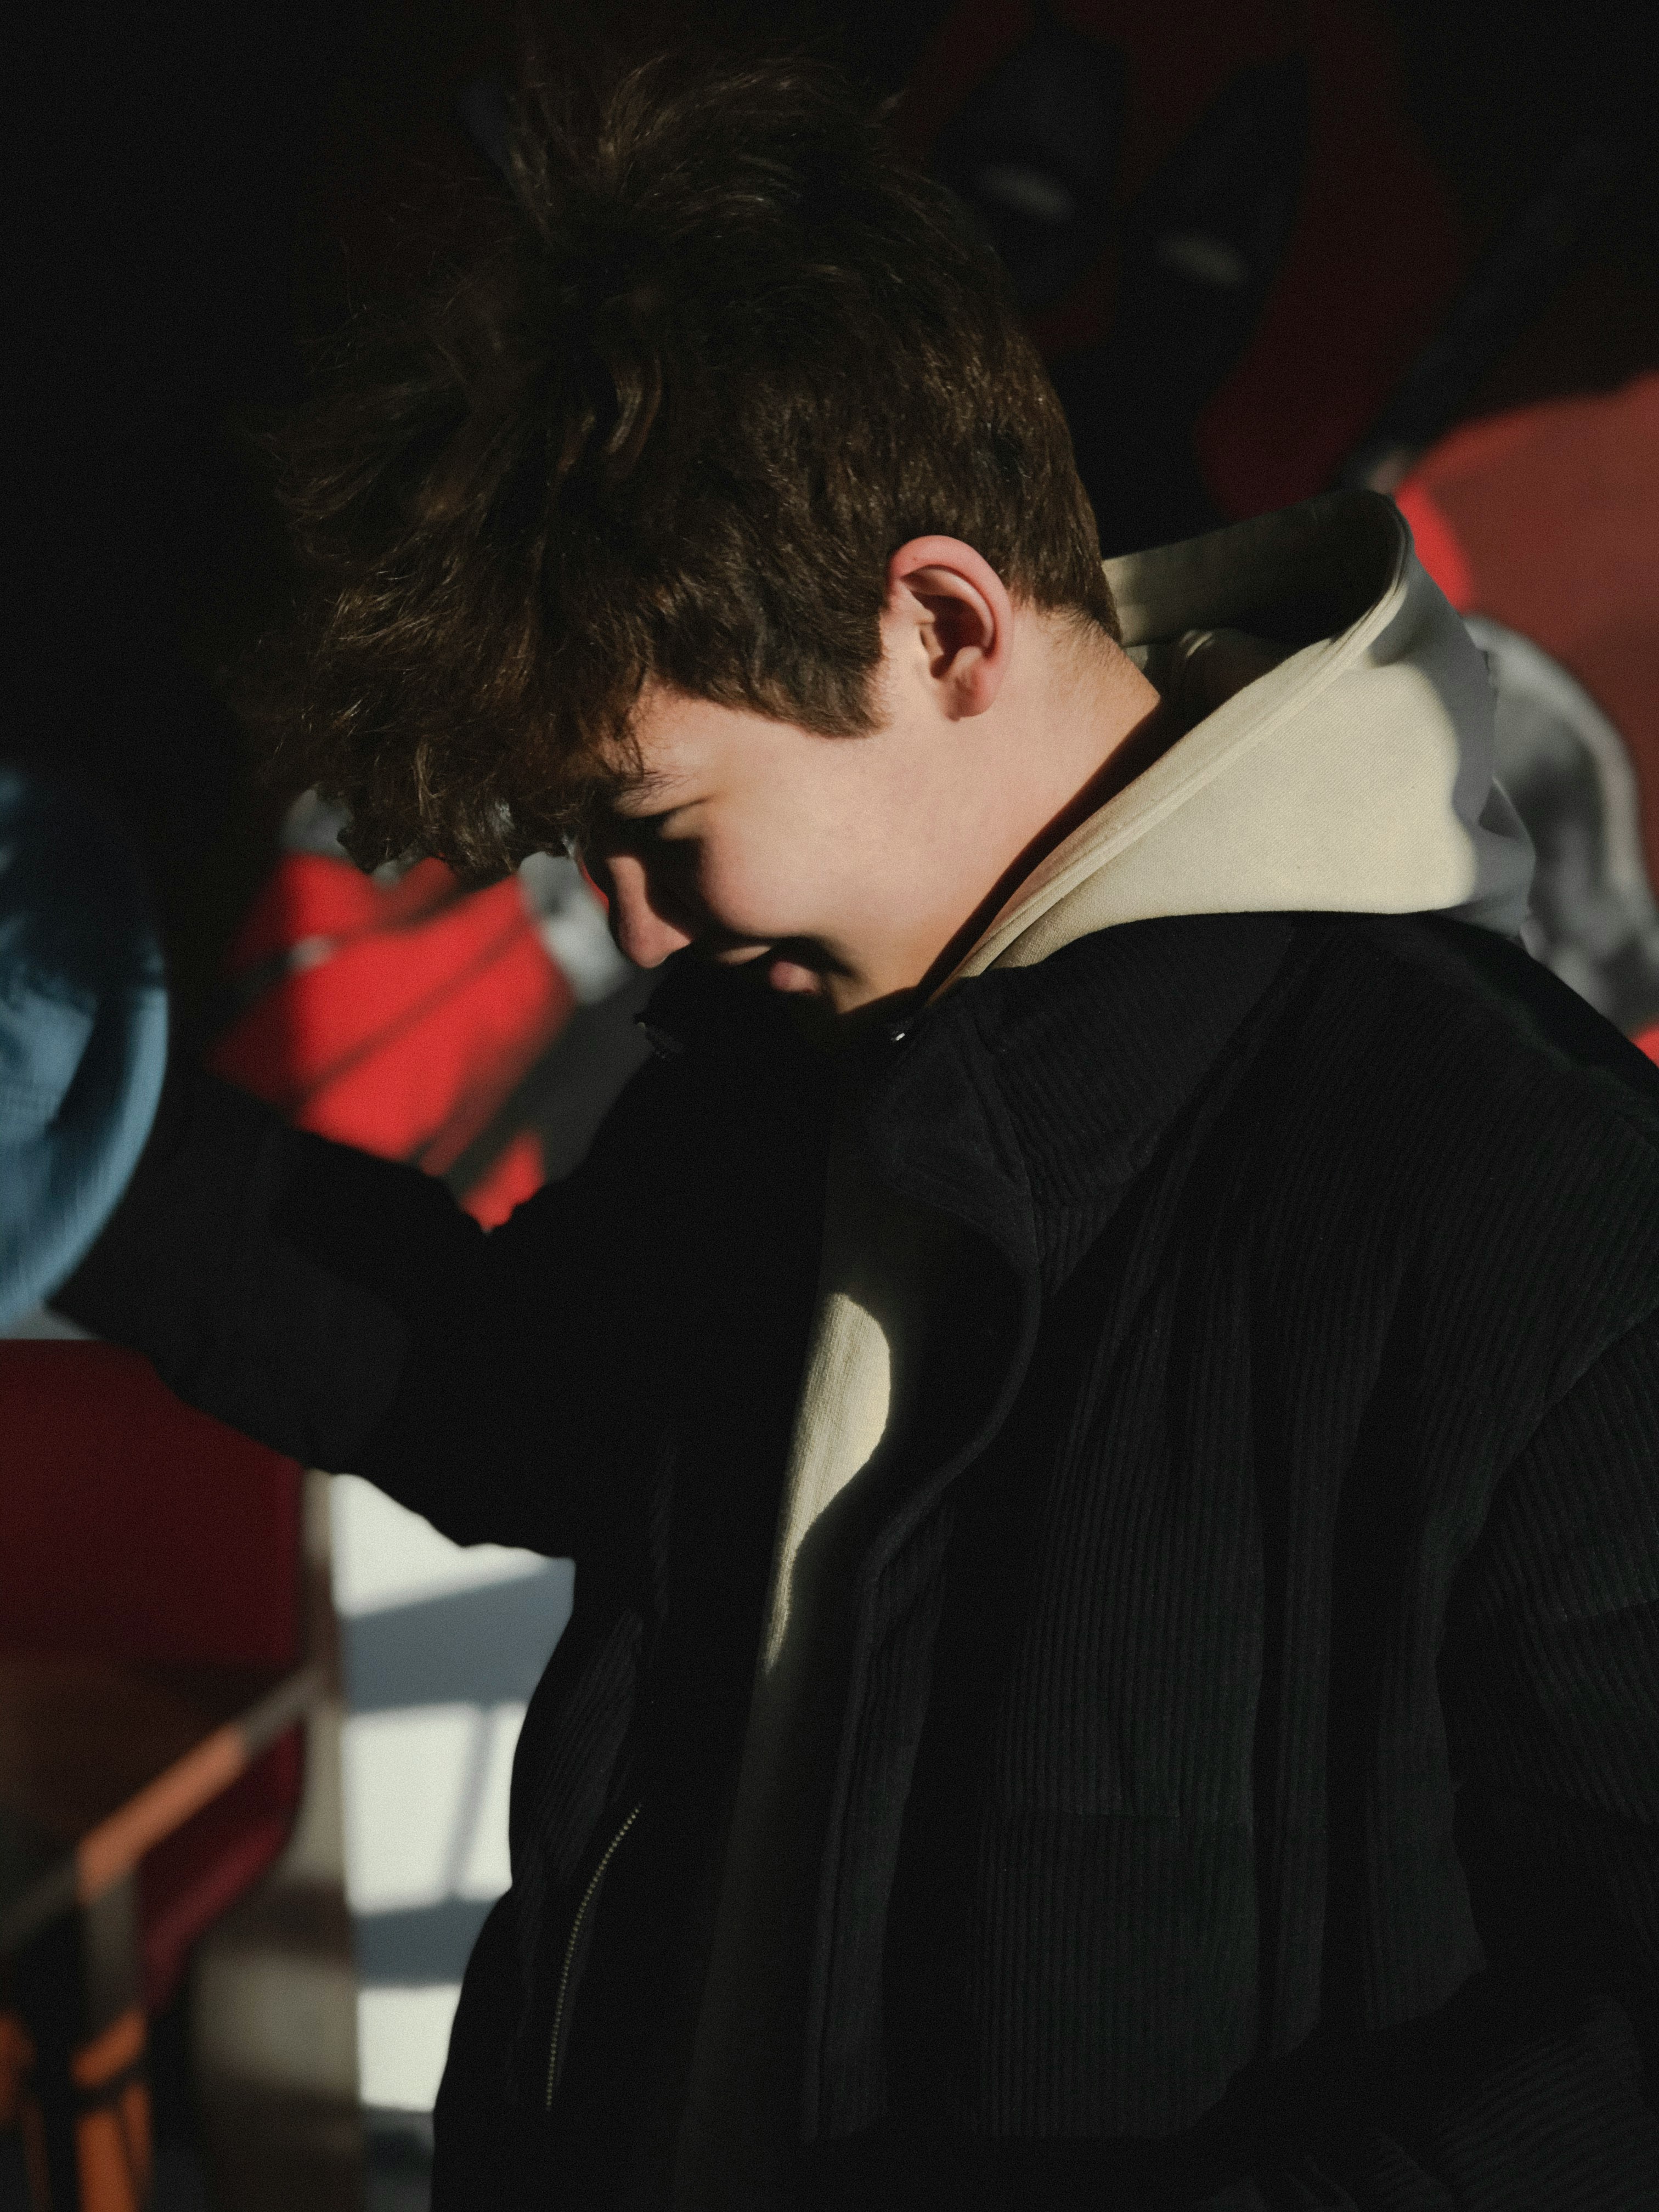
top-left (606, 768), bottom-right (688, 817)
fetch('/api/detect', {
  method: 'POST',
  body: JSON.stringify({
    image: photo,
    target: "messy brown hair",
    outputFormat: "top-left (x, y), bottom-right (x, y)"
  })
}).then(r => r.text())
top-left (247, 46), bottom-right (1119, 878)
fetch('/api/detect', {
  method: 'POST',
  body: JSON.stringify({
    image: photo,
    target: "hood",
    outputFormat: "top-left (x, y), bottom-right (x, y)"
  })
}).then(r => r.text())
top-left (950, 488), bottom-right (1533, 985)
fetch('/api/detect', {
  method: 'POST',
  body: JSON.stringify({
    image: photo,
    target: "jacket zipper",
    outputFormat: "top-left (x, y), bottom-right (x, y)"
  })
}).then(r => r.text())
top-left (545, 1803), bottom-right (641, 2108)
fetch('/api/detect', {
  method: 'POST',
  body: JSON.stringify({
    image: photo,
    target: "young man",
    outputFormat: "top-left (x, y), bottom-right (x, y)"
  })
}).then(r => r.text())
top-left (61, 49), bottom-right (1659, 2211)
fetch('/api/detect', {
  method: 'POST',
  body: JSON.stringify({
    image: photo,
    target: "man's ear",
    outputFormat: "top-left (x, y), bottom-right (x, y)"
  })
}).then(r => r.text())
top-left (884, 537), bottom-right (1014, 720)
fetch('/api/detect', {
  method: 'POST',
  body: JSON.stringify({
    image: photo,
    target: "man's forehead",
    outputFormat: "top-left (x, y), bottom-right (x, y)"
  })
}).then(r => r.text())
top-left (596, 684), bottom-right (814, 819)
top-left (612, 689), bottom-right (759, 792)
top-left (582, 686), bottom-right (691, 814)
top-left (629, 685), bottom-right (739, 747)
top-left (600, 762), bottom-right (685, 818)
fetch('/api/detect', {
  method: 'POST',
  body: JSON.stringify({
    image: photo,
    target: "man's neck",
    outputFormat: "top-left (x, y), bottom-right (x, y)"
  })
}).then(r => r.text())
top-left (914, 619), bottom-right (1169, 1000)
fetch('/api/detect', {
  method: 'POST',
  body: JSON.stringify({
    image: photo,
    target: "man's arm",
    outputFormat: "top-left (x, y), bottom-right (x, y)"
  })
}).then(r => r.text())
top-left (1415, 1306), bottom-right (1659, 2194)
top-left (1178, 1317), bottom-right (1659, 2210)
top-left (54, 1052), bottom-right (669, 1555)
top-left (1218, 1308), bottom-right (1659, 2209)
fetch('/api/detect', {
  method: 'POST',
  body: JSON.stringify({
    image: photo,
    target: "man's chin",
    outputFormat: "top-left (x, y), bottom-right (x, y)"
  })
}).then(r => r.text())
top-left (764, 955), bottom-right (823, 995)
top-left (714, 944), bottom-right (911, 1046)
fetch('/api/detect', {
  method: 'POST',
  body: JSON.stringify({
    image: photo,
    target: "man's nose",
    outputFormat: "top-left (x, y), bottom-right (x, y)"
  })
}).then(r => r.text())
top-left (595, 852), bottom-right (696, 968)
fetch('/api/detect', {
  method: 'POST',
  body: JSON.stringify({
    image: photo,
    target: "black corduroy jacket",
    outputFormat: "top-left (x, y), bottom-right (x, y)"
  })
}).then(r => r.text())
top-left (61, 910), bottom-right (1659, 2209)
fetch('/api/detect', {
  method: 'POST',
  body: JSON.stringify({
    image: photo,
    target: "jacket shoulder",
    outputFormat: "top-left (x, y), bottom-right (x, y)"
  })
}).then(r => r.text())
top-left (1238, 916), bottom-right (1659, 1392)
top-left (1324, 915), bottom-right (1659, 1163)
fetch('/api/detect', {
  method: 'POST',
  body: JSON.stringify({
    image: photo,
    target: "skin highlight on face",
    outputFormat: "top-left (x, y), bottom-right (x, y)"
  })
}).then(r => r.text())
top-left (580, 538), bottom-right (1166, 1024)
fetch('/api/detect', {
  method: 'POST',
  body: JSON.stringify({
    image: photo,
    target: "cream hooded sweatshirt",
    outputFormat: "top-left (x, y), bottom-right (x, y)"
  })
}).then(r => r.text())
top-left (670, 489), bottom-right (1534, 2206)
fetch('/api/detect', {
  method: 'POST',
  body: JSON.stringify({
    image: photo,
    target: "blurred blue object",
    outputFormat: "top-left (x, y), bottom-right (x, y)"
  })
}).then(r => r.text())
top-left (0, 765), bottom-right (167, 1325)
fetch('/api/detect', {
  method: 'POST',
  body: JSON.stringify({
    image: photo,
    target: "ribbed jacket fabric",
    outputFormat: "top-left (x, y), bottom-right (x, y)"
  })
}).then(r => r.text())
top-left (60, 908), bottom-right (1659, 2209)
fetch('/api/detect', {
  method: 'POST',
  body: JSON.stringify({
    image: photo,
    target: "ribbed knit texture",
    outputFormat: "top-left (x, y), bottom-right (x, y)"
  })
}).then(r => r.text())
top-left (59, 914), bottom-right (1659, 2208)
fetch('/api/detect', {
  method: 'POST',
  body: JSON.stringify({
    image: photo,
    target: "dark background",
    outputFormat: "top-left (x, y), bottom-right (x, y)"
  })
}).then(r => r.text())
top-left (16, 0), bottom-right (1659, 1032)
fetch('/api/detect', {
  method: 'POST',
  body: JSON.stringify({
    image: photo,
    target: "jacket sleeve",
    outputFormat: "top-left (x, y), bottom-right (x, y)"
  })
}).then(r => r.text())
top-left (54, 1053), bottom-right (674, 1555)
top-left (1186, 1318), bottom-right (1659, 2211)
top-left (1215, 1310), bottom-right (1659, 2212)
top-left (1412, 1306), bottom-right (1659, 2197)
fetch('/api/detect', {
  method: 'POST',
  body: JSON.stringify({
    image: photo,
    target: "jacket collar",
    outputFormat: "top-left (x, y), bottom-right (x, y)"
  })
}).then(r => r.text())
top-left (640, 911), bottom-right (1297, 1289)
top-left (847, 912), bottom-right (1299, 1291)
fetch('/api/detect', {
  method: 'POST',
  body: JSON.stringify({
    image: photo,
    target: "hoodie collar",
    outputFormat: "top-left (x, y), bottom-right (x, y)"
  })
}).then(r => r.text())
top-left (946, 488), bottom-right (1533, 985)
